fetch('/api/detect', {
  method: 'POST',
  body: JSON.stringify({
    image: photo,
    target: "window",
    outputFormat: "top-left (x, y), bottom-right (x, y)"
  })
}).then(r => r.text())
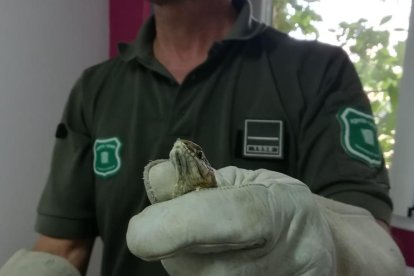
top-left (271, 0), bottom-right (412, 167)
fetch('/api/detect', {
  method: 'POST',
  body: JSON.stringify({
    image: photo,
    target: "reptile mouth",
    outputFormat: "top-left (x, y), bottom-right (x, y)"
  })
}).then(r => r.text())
top-left (195, 161), bottom-right (208, 178)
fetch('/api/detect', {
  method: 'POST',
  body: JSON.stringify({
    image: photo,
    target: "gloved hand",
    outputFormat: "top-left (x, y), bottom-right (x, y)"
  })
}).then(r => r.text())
top-left (0, 249), bottom-right (80, 276)
top-left (127, 161), bottom-right (336, 276)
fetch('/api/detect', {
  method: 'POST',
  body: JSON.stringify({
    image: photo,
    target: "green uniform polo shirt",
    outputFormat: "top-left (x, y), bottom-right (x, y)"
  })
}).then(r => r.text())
top-left (36, 0), bottom-right (392, 275)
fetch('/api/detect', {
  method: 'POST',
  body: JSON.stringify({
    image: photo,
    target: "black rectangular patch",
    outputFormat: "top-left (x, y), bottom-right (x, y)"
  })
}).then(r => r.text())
top-left (243, 120), bottom-right (284, 159)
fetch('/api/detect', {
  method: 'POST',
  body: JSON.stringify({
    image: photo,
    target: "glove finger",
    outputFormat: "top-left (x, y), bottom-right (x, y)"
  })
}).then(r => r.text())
top-left (126, 185), bottom-right (276, 261)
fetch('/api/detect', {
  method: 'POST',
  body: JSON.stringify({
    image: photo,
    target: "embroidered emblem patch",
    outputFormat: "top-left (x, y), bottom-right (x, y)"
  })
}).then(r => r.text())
top-left (337, 108), bottom-right (382, 167)
top-left (93, 137), bottom-right (122, 177)
top-left (243, 119), bottom-right (284, 159)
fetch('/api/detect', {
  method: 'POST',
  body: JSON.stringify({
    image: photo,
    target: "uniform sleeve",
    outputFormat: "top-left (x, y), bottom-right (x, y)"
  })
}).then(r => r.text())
top-left (35, 74), bottom-right (98, 238)
top-left (297, 47), bottom-right (392, 224)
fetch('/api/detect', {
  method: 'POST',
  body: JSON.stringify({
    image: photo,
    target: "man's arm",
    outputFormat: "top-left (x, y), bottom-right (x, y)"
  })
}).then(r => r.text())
top-left (33, 235), bottom-right (95, 276)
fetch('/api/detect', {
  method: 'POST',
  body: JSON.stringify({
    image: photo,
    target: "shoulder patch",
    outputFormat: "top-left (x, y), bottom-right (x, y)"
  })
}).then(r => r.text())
top-left (337, 108), bottom-right (382, 167)
top-left (93, 137), bottom-right (122, 177)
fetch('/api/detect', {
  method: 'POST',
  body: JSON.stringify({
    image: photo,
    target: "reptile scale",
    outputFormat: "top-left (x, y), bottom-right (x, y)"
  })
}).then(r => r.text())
top-left (169, 139), bottom-right (218, 197)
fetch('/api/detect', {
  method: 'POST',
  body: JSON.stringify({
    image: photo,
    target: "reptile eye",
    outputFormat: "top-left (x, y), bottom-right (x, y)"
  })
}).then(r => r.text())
top-left (196, 150), bottom-right (204, 159)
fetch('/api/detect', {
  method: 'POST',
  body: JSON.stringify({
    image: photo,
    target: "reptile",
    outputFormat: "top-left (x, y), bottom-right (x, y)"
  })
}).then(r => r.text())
top-left (169, 139), bottom-right (217, 197)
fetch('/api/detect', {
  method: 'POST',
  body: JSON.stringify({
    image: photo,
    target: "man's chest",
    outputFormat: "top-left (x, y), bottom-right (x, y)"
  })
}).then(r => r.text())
top-left (88, 56), bottom-right (303, 243)
top-left (90, 57), bottom-right (296, 182)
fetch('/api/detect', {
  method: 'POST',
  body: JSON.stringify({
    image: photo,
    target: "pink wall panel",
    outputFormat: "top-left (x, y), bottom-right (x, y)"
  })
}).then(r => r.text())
top-left (392, 227), bottom-right (414, 268)
top-left (109, 0), bottom-right (151, 57)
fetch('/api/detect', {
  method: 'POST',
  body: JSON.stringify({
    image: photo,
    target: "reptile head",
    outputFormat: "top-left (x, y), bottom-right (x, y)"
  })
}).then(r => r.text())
top-left (169, 139), bottom-right (216, 197)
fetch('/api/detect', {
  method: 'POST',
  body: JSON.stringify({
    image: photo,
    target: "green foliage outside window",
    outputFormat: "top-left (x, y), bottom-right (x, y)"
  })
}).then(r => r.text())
top-left (272, 0), bottom-right (408, 167)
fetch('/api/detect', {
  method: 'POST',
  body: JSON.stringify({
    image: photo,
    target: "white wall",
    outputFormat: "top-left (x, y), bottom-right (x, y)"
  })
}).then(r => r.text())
top-left (389, 1), bottom-right (414, 274)
top-left (390, 0), bottom-right (414, 218)
top-left (0, 0), bottom-right (108, 275)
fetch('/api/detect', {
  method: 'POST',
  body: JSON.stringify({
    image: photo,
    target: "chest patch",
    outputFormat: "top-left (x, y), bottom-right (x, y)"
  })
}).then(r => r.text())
top-left (243, 119), bottom-right (284, 159)
top-left (337, 108), bottom-right (382, 167)
top-left (93, 137), bottom-right (122, 177)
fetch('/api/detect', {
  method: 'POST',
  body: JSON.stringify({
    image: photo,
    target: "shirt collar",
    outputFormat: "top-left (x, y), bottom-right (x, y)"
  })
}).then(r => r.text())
top-left (119, 0), bottom-right (267, 62)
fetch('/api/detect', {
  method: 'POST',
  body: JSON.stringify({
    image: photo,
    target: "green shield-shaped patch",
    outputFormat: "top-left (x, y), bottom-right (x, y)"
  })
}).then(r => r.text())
top-left (93, 137), bottom-right (122, 177)
top-left (337, 108), bottom-right (382, 167)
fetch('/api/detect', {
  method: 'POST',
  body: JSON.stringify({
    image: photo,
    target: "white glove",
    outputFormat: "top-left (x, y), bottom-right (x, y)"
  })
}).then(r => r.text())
top-left (128, 161), bottom-right (405, 276)
top-left (128, 162), bottom-right (336, 276)
top-left (0, 249), bottom-right (80, 276)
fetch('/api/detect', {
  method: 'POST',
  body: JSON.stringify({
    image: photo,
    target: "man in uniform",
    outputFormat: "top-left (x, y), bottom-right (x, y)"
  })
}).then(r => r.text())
top-left (0, 0), bottom-right (405, 275)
